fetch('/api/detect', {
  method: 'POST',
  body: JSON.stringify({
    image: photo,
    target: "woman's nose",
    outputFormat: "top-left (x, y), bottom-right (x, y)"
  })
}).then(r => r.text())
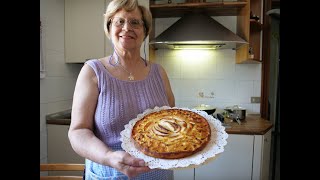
top-left (122, 21), bottom-right (133, 30)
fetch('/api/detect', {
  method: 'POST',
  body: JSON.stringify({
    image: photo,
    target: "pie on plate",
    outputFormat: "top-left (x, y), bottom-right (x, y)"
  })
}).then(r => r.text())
top-left (131, 109), bottom-right (211, 159)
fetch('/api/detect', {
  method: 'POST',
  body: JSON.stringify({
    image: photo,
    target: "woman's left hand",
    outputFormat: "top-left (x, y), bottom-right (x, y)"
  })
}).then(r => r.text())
top-left (106, 150), bottom-right (152, 178)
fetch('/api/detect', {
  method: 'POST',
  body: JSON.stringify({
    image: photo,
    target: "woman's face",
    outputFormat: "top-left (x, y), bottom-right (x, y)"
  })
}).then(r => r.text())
top-left (110, 8), bottom-right (145, 52)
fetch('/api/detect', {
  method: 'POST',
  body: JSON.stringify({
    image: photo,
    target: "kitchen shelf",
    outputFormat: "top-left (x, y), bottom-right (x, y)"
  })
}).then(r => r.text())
top-left (150, 1), bottom-right (247, 18)
top-left (236, 0), bottom-right (264, 63)
top-left (240, 59), bottom-right (262, 63)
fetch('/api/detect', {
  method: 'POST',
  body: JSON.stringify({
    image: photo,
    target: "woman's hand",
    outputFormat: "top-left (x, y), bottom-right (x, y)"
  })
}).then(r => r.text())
top-left (107, 151), bottom-right (151, 178)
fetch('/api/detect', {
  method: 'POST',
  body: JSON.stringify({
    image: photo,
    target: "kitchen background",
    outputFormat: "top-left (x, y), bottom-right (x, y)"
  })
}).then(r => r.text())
top-left (40, 0), bottom-right (262, 165)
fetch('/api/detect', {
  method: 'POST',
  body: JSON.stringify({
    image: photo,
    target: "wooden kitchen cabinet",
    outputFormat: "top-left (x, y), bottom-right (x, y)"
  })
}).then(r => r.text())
top-left (65, 0), bottom-right (109, 63)
top-left (236, 0), bottom-right (264, 63)
top-left (174, 129), bottom-right (272, 180)
top-left (65, 0), bottom-right (149, 63)
top-left (195, 134), bottom-right (254, 180)
top-left (149, 0), bottom-right (263, 64)
top-left (252, 129), bottom-right (272, 180)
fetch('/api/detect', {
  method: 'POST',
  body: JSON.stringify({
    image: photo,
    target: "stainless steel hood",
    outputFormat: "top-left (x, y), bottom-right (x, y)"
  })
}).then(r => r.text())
top-left (149, 13), bottom-right (248, 50)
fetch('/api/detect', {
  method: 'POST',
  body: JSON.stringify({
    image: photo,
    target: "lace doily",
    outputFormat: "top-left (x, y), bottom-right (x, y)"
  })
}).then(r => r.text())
top-left (120, 106), bottom-right (228, 170)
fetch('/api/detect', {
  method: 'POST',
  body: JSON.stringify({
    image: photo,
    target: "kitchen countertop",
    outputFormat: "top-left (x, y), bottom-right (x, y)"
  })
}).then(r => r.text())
top-left (222, 114), bottom-right (273, 135)
top-left (46, 110), bottom-right (273, 135)
top-left (46, 109), bottom-right (71, 125)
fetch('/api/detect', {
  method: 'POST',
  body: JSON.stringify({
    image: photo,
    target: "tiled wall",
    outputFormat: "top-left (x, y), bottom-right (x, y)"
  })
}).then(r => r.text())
top-left (154, 17), bottom-right (261, 113)
top-left (40, 0), bottom-right (83, 163)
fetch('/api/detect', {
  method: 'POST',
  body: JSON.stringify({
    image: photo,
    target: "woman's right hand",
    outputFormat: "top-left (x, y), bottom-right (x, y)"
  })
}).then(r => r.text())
top-left (106, 150), bottom-right (152, 178)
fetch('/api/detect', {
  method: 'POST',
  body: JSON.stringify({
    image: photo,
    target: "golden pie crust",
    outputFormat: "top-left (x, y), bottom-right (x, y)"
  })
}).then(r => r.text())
top-left (131, 109), bottom-right (211, 159)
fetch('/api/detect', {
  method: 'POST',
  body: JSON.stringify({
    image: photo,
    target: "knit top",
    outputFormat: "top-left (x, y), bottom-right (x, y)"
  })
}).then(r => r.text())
top-left (85, 59), bottom-right (169, 146)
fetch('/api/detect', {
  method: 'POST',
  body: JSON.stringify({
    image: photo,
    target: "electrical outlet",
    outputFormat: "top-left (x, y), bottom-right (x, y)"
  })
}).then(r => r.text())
top-left (198, 91), bottom-right (214, 98)
top-left (251, 97), bottom-right (261, 103)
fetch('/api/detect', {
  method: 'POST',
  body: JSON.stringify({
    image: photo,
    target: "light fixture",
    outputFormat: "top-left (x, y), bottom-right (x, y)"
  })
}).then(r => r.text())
top-left (172, 44), bottom-right (226, 50)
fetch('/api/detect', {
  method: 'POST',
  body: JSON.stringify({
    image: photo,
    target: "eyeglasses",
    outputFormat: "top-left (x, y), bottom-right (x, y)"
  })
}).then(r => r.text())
top-left (111, 17), bottom-right (144, 29)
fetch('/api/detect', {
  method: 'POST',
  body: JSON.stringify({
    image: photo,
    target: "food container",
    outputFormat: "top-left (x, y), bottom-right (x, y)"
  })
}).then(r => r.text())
top-left (193, 104), bottom-right (216, 115)
top-left (224, 105), bottom-right (246, 120)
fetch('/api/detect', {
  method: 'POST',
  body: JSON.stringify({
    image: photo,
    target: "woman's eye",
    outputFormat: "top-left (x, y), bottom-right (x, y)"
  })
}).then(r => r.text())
top-left (131, 20), bottom-right (139, 25)
top-left (118, 19), bottom-right (125, 24)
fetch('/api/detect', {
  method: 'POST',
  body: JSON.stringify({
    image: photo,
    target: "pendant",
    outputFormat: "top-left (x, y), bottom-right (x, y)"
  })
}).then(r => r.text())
top-left (128, 73), bottom-right (134, 81)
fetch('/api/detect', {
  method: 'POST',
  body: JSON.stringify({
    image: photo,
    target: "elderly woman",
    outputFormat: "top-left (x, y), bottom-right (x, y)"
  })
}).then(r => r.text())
top-left (68, 0), bottom-right (175, 179)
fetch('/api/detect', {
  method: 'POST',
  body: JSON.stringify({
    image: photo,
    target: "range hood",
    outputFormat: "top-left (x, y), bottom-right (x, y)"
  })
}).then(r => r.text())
top-left (149, 13), bottom-right (248, 50)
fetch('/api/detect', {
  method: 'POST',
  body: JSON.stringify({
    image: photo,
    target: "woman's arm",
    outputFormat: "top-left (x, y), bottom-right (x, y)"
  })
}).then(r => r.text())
top-left (68, 64), bottom-right (150, 178)
top-left (68, 64), bottom-right (108, 163)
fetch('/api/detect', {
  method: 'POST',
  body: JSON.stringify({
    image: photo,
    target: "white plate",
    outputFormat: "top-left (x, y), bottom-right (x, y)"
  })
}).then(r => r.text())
top-left (120, 106), bottom-right (229, 170)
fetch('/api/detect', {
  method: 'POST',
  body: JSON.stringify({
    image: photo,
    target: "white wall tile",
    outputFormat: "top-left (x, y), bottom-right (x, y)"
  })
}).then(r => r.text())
top-left (215, 50), bottom-right (236, 79)
top-left (40, 77), bottom-right (76, 103)
top-left (40, 131), bottom-right (48, 160)
top-left (158, 54), bottom-right (181, 79)
top-left (235, 80), bottom-right (254, 103)
top-left (253, 80), bottom-right (262, 96)
top-left (47, 100), bottom-right (73, 114)
top-left (174, 50), bottom-right (215, 79)
top-left (213, 79), bottom-right (237, 100)
top-left (168, 78), bottom-right (180, 99)
top-left (40, 103), bottom-right (48, 132)
top-left (46, 50), bottom-right (83, 77)
top-left (173, 79), bottom-right (202, 101)
top-left (252, 104), bottom-right (261, 114)
top-left (40, 79), bottom-right (49, 103)
top-left (196, 79), bottom-right (216, 97)
top-left (235, 64), bottom-right (262, 80)
top-left (42, 0), bottom-right (65, 53)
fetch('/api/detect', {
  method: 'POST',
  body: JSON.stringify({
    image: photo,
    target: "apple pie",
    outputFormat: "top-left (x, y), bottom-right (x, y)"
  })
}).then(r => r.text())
top-left (131, 109), bottom-right (211, 159)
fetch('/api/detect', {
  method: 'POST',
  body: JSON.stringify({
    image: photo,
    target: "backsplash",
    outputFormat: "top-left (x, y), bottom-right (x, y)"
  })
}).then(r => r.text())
top-left (154, 17), bottom-right (261, 113)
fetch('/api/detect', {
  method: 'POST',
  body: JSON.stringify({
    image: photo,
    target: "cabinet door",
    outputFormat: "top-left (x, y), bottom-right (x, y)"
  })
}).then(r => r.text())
top-left (195, 134), bottom-right (254, 180)
top-left (252, 129), bottom-right (272, 180)
top-left (261, 130), bottom-right (272, 180)
top-left (174, 168), bottom-right (194, 180)
top-left (65, 0), bottom-right (105, 63)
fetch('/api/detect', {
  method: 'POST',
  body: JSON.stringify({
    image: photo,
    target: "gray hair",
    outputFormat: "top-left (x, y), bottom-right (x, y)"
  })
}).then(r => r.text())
top-left (104, 0), bottom-right (152, 39)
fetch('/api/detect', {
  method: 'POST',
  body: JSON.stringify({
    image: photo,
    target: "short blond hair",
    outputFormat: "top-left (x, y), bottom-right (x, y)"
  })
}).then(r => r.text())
top-left (104, 0), bottom-right (152, 39)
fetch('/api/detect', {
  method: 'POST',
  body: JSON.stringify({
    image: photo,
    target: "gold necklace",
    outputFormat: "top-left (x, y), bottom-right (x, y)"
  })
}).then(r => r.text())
top-left (109, 54), bottom-right (147, 81)
top-left (118, 62), bottom-right (135, 81)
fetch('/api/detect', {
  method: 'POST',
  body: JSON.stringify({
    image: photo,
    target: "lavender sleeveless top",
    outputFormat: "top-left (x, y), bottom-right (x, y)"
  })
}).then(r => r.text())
top-left (85, 59), bottom-right (169, 146)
